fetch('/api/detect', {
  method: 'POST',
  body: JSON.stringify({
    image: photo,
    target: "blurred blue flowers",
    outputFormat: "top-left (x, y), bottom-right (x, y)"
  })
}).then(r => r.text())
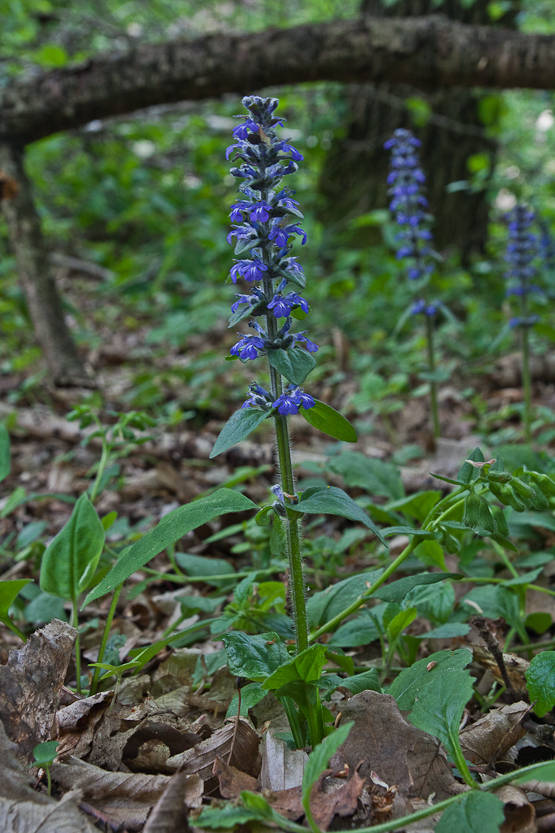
top-left (504, 204), bottom-right (541, 328)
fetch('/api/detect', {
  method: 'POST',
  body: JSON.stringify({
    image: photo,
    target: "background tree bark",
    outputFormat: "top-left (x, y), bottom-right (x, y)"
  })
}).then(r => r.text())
top-left (1, 16), bottom-right (554, 144)
top-left (319, 0), bottom-right (516, 255)
top-left (0, 143), bottom-right (91, 386)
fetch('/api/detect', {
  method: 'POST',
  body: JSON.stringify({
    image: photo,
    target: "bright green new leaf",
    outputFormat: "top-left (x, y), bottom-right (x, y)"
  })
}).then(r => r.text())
top-left (210, 408), bottom-right (269, 458)
top-left (0, 578), bottom-right (31, 638)
top-left (386, 607), bottom-right (417, 641)
top-left (0, 423), bottom-right (10, 483)
top-left (300, 399), bottom-right (357, 442)
top-left (33, 740), bottom-right (60, 767)
top-left (223, 631), bottom-right (290, 681)
top-left (302, 722), bottom-right (353, 815)
top-left (435, 791), bottom-right (504, 833)
top-left (264, 644), bottom-right (327, 690)
top-left (84, 489), bottom-right (256, 604)
top-left (296, 486), bottom-right (386, 545)
top-left (525, 651), bottom-right (555, 717)
top-left (268, 347), bottom-right (316, 385)
top-left (388, 649), bottom-right (473, 762)
top-left (41, 494), bottom-right (105, 601)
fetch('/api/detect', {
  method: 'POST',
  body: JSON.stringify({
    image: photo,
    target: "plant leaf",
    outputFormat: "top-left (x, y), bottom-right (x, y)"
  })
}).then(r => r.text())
top-left (0, 578), bottom-right (31, 637)
top-left (328, 451), bottom-right (404, 499)
top-left (307, 570), bottom-right (382, 627)
top-left (296, 486), bottom-right (386, 545)
top-left (0, 423), bottom-right (10, 483)
top-left (387, 649), bottom-right (473, 763)
top-left (84, 489), bottom-right (256, 604)
top-left (267, 347), bottom-right (316, 385)
top-left (435, 791), bottom-right (504, 833)
top-left (210, 408), bottom-right (269, 458)
top-left (300, 399), bottom-right (357, 442)
top-left (302, 722), bottom-right (353, 815)
top-left (263, 644), bottom-right (327, 690)
top-left (223, 631), bottom-right (290, 682)
top-left (40, 494), bottom-right (105, 601)
top-left (525, 651), bottom-right (555, 717)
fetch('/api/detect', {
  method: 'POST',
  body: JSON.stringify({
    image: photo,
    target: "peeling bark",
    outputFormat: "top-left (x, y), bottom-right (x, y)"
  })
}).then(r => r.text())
top-left (1, 16), bottom-right (554, 145)
top-left (0, 143), bottom-right (91, 386)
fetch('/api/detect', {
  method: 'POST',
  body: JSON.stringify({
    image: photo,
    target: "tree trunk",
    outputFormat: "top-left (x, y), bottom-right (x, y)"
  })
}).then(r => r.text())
top-left (0, 143), bottom-right (91, 387)
top-left (319, 1), bottom-right (515, 256)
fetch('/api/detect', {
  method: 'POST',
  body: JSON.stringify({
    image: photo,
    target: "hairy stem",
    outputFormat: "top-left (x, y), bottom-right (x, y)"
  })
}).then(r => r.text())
top-left (425, 315), bottom-right (440, 439)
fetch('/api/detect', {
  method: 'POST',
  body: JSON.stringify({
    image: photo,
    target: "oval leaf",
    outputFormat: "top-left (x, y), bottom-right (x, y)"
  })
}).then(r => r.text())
top-left (40, 494), bottom-right (105, 601)
top-left (300, 399), bottom-right (357, 442)
top-left (223, 631), bottom-right (289, 681)
top-left (268, 347), bottom-right (315, 385)
top-left (84, 489), bottom-right (256, 605)
top-left (435, 792), bottom-right (504, 833)
top-left (526, 651), bottom-right (555, 717)
top-left (210, 408), bottom-right (269, 458)
top-left (296, 486), bottom-right (386, 545)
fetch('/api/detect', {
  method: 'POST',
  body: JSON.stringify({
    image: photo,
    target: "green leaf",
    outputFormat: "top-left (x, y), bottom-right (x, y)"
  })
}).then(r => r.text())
top-left (386, 490), bottom-right (441, 522)
top-left (386, 607), bottom-right (417, 640)
top-left (40, 494), bottom-right (105, 601)
top-left (374, 572), bottom-right (455, 604)
top-left (84, 489), bottom-right (256, 604)
top-left (296, 486), bottom-right (386, 545)
top-left (463, 494), bottom-right (495, 532)
top-left (388, 649), bottom-right (473, 762)
top-left (226, 681), bottom-right (267, 718)
top-left (338, 668), bottom-right (381, 694)
top-left (195, 806), bottom-right (263, 829)
top-left (328, 608), bottom-right (384, 648)
top-left (458, 448), bottom-right (485, 484)
top-left (302, 722), bottom-right (353, 815)
top-left (0, 423), bottom-right (10, 483)
top-left (264, 644), bottom-right (327, 690)
top-left (33, 740), bottom-right (60, 767)
top-left (223, 631), bottom-right (290, 682)
top-left (525, 651), bottom-right (555, 717)
top-left (435, 791), bottom-right (504, 833)
top-left (307, 570), bottom-right (382, 627)
top-left (513, 760), bottom-right (555, 783)
top-left (210, 408), bottom-right (269, 458)
top-left (33, 43), bottom-right (68, 67)
top-left (0, 579), bottom-right (31, 638)
top-left (300, 400), bottom-right (357, 442)
top-left (415, 623), bottom-right (470, 640)
top-left (328, 451), bottom-right (404, 499)
top-left (268, 347), bottom-right (316, 385)
top-left (414, 539), bottom-right (447, 570)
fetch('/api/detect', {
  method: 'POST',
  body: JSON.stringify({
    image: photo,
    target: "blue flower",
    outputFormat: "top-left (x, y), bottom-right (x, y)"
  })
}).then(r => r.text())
top-left (230, 258), bottom-right (267, 283)
top-left (267, 292), bottom-right (309, 318)
top-left (272, 385), bottom-right (315, 415)
top-left (385, 128), bottom-right (435, 283)
top-left (411, 299), bottom-right (437, 317)
top-left (230, 334), bottom-right (266, 360)
top-left (241, 383), bottom-right (273, 408)
top-left (248, 201), bottom-right (272, 223)
top-left (292, 332), bottom-right (318, 352)
top-left (231, 287), bottom-right (265, 313)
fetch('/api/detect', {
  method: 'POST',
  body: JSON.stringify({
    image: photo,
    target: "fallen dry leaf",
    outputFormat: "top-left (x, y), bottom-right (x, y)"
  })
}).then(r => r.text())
top-left (496, 784), bottom-right (536, 833)
top-left (0, 619), bottom-right (76, 759)
top-left (165, 717), bottom-right (260, 789)
top-left (330, 691), bottom-right (465, 816)
top-left (459, 702), bottom-right (529, 765)
top-left (213, 756), bottom-right (259, 798)
top-left (143, 771), bottom-right (202, 833)
top-left (259, 724), bottom-right (308, 790)
top-left (52, 757), bottom-right (173, 831)
top-left (310, 767), bottom-right (366, 831)
top-left (0, 719), bottom-right (97, 833)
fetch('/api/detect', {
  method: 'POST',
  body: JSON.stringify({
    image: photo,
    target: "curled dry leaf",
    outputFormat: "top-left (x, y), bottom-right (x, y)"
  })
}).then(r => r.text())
top-left (51, 757), bottom-right (173, 831)
top-left (459, 702), bottom-right (529, 765)
top-left (0, 720), bottom-right (97, 833)
top-left (0, 619), bottom-right (76, 759)
top-left (495, 785), bottom-right (536, 833)
top-left (310, 767), bottom-right (366, 831)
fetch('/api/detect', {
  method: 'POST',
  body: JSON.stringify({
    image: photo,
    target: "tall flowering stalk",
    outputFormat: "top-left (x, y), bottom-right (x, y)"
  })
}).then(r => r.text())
top-left (385, 128), bottom-right (441, 439)
top-left (504, 204), bottom-right (540, 442)
top-left (224, 95), bottom-right (318, 652)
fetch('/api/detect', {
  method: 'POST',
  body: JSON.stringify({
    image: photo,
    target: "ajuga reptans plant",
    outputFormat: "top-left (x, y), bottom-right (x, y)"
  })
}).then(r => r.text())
top-left (503, 204), bottom-right (541, 442)
top-left (211, 95), bottom-right (367, 747)
top-left (385, 128), bottom-right (444, 439)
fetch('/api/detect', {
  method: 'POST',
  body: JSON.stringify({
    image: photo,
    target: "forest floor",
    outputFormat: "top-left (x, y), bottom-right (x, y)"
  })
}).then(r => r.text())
top-left (1, 277), bottom-right (554, 832)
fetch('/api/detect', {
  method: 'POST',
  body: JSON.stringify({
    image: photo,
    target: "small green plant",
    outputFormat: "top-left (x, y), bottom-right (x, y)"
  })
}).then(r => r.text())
top-left (33, 740), bottom-right (59, 796)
